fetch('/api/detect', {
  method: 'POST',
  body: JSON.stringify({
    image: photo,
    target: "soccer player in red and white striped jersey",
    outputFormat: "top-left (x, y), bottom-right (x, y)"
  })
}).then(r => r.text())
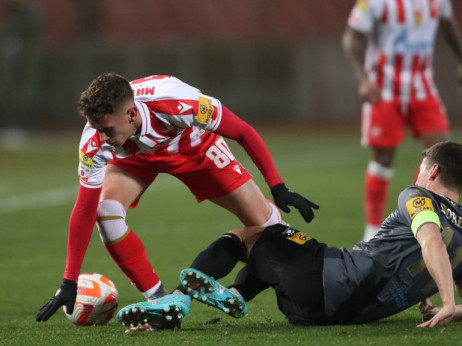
top-left (36, 73), bottom-right (319, 324)
top-left (343, 0), bottom-right (462, 241)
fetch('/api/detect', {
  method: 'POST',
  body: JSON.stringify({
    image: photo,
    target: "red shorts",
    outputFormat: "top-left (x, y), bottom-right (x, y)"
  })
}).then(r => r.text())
top-left (360, 95), bottom-right (449, 148)
top-left (110, 134), bottom-right (253, 207)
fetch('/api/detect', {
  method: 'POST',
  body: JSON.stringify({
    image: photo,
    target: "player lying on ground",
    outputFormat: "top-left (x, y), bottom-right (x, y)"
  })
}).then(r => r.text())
top-left (121, 141), bottom-right (462, 329)
top-left (36, 73), bottom-right (318, 325)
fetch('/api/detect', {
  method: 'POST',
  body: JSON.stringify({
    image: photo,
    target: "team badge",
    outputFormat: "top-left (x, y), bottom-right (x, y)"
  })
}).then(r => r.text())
top-left (411, 0), bottom-right (423, 25)
top-left (355, 0), bottom-right (369, 12)
top-left (406, 197), bottom-right (434, 219)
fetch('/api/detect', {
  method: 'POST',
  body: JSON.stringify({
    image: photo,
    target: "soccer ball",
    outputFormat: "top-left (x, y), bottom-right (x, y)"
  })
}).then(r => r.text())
top-left (64, 272), bottom-right (119, 326)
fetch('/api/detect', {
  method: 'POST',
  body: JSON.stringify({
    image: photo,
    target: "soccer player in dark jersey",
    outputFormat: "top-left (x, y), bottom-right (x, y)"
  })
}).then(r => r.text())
top-left (179, 141), bottom-right (462, 327)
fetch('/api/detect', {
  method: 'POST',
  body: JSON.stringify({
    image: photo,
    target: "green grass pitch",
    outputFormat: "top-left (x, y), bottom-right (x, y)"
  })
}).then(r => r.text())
top-left (1, 127), bottom-right (462, 345)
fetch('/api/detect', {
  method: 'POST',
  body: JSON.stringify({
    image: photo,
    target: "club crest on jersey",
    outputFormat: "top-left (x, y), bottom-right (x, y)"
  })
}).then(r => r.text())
top-left (412, 0), bottom-right (423, 25)
top-left (282, 227), bottom-right (311, 245)
top-left (196, 96), bottom-right (214, 125)
top-left (355, 0), bottom-right (369, 12)
top-left (406, 197), bottom-right (434, 219)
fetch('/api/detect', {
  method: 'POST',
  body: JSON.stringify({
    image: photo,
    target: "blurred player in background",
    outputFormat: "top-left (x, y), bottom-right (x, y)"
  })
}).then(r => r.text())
top-left (342, 0), bottom-right (462, 241)
top-left (180, 141), bottom-right (462, 328)
top-left (36, 73), bottom-right (319, 326)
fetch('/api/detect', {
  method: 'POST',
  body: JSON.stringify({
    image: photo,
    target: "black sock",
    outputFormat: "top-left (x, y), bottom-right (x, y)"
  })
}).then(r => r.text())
top-left (229, 265), bottom-right (269, 302)
top-left (175, 233), bottom-right (245, 293)
top-left (190, 233), bottom-right (245, 278)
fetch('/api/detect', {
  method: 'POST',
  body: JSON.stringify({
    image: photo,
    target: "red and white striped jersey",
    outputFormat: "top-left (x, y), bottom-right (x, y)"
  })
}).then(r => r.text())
top-left (78, 75), bottom-right (223, 188)
top-left (348, 0), bottom-right (452, 104)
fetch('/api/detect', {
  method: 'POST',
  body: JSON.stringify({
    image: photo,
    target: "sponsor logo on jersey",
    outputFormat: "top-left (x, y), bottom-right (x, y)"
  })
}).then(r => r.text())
top-left (196, 96), bottom-right (214, 124)
top-left (79, 150), bottom-right (94, 178)
top-left (282, 227), bottom-right (311, 245)
top-left (406, 197), bottom-right (434, 219)
top-left (288, 231), bottom-right (311, 245)
top-left (393, 30), bottom-right (431, 53)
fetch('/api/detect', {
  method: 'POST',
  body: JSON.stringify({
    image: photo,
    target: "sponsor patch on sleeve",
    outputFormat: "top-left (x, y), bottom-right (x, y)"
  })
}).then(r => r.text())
top-left (406, 197), bottom-right (434, 220)
top-left (196, 95), bottom-right (215, 125)
top-left (79, 150), bottom-right (94, 178)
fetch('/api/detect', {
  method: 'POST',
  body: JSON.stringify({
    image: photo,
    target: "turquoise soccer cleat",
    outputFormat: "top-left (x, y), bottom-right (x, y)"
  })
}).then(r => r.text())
top-left (116, 294), bottom-right (191, 330)
top-left (180, 268), bottom-right (248, 318)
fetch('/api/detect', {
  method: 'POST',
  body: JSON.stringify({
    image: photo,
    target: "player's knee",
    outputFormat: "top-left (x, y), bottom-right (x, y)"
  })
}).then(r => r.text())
top-left (96, 199), bottom-right (128, 243)
top-left (222, 232), bottom-right (247, 262)
top-left (260, 201), bottom-right (283, 227)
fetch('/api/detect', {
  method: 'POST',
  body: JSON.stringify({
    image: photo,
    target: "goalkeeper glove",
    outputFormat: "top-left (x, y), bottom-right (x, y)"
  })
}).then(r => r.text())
top-left (36, 279), bottom-right (77, 322)
top-left (271, 183), bottom-right (319, 223)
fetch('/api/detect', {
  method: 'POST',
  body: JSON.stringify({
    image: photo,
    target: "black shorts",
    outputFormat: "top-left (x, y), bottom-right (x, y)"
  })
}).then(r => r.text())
top-left (247, 224), bottom-right (328, 325)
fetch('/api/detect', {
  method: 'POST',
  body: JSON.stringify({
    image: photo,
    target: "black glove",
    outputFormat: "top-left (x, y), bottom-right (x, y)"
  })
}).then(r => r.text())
top-left (271, 183), bottom-right (319, 223)
top-left (36, 279), bottom-right (77, 322)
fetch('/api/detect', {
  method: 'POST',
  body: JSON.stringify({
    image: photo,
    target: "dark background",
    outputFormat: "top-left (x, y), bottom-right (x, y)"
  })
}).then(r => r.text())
top-left (0, 0), bottom-right (461, 130)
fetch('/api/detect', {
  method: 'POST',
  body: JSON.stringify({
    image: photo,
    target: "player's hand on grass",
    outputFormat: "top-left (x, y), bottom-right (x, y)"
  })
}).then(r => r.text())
top-left (36, 279), bottom-right (77, 322)
top-left (419, 298), bottom-right (441, 321)
top-left (271, 183), bottom-right (319, 223)
top-left (417, 299), bottom-right (455, 327)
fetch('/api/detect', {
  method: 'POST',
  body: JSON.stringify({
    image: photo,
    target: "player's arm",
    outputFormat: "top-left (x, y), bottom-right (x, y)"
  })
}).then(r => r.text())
top-left (439, 15), bottom-right (462, 92)
top-left (215, 106), bottom-right (319, 222)
top-left (342, 26), bottom-right (381, 103)
top-left (36, 185), bottom-right (101, 322)
top-left (415, 221), bottom-right (456, 327)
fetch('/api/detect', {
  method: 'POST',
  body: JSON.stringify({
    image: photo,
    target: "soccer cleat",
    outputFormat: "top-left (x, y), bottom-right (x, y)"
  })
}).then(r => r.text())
top-left (180, 268), bottom-right (248, 318)
top-left (116, 294), bottom-right (191, 330)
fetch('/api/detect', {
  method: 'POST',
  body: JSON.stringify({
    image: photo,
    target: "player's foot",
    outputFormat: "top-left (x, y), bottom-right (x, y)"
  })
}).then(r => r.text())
top-left (116, 294), bottom-right (191, 331)
top-left (180, 268), bottom-right (248, 318)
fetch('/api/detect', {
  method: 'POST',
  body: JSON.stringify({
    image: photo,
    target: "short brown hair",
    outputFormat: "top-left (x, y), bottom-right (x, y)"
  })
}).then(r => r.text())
top-left (77, 72), bottom-right (134, 122)
top-left (422, 141), bottom-right (462, 192)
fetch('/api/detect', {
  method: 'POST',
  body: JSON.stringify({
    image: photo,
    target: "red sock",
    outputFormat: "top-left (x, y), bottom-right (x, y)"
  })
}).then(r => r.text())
top-left (105, 230), bottom-right (159, 293)
top-left (365, 173), bottom-right (389, 226)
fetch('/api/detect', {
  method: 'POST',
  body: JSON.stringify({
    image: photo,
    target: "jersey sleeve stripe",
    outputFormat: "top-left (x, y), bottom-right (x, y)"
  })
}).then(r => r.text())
top-left (411, 210), bottom-right (441, 237)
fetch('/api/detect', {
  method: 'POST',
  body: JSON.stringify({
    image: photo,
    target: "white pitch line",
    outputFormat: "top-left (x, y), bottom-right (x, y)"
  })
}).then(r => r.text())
top-left (0, 187), bottom-right (77, 214)
top-left (0, 176), bottom-right (183, 215)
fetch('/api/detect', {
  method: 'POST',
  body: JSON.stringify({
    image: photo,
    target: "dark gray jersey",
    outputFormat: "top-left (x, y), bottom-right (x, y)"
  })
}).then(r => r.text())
top-left (323, 186), bottom-right (462, 324)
